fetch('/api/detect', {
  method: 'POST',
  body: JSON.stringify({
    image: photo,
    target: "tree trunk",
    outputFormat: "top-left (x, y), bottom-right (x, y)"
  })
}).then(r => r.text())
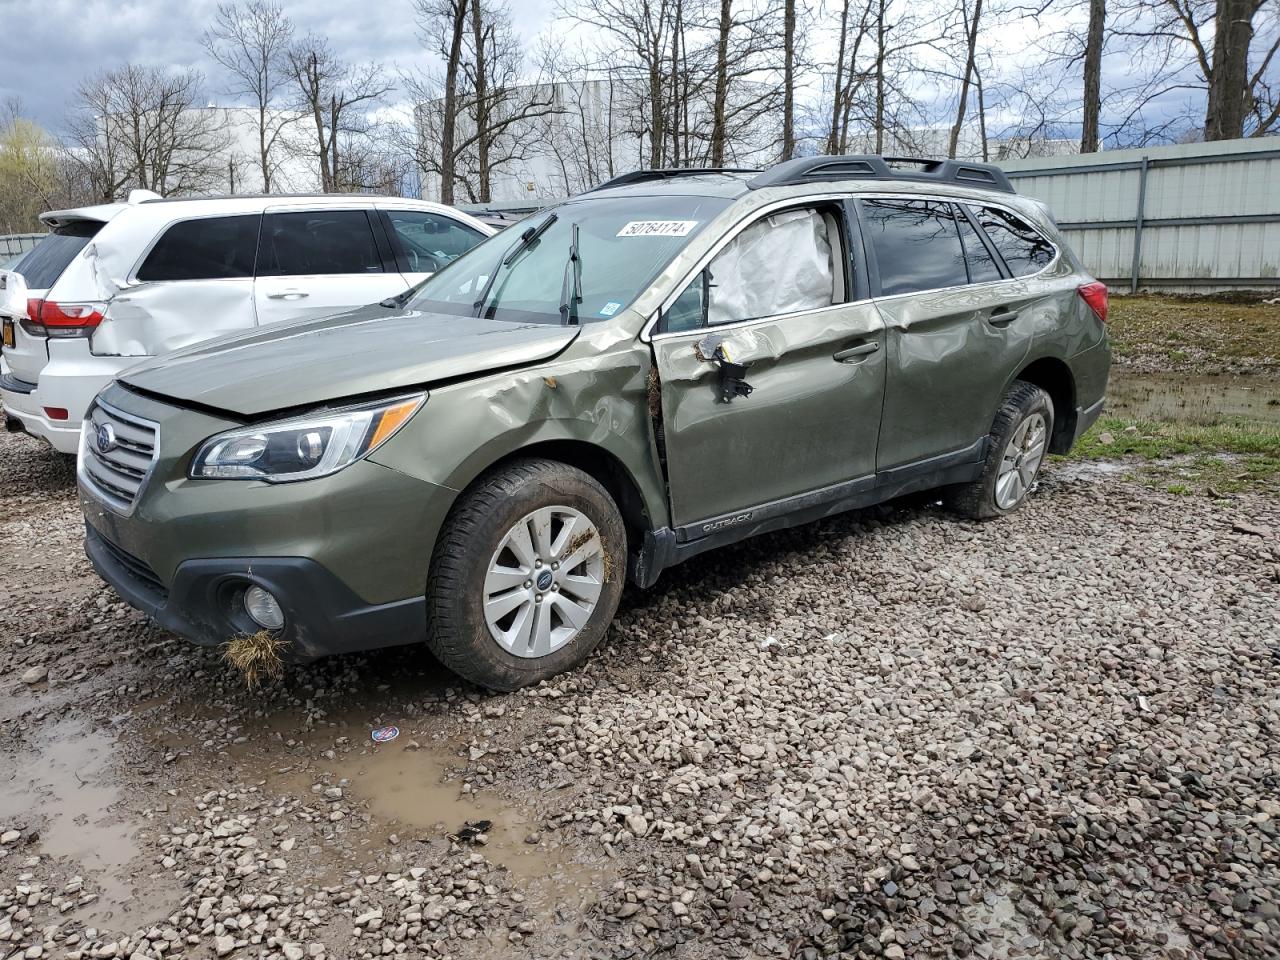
top-left (1080, 0), bottom-right (1105, 152)
top-left (828, 0), bottom-right (851, 155)
top-left (439, 0), bottom-right (468, 204)
top-left (874, 0), bottom-right (886, 154)
top-left (948, 0), bottom-right (982, 159)
top-left (258, 102), bottom-right (271, 192)
top-left (329, 95), bottom-right (340, 190)
top-left (470, 0), bottom-right (491, 202)
top-left (710, 0), bottom-right (732, 166)
top-left (1204, 0), bottom-right (1255, 140)
top-left (976, 66), bottom-right (988, 160)
top-left (782, 0), bottom-right (795, 160)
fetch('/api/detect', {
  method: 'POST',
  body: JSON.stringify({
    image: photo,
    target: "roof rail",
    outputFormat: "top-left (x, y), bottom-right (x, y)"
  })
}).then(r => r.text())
top-left (590, 167), bottom-right (761, 192)
top-left (747, 155), bottom-right (1015, 194)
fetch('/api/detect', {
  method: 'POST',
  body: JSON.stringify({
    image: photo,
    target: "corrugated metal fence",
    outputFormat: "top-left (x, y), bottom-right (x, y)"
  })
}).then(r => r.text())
top-left (0, 233), bottom-right (45, 262)
top-left (1001, 138), bottom-right (1280, 294)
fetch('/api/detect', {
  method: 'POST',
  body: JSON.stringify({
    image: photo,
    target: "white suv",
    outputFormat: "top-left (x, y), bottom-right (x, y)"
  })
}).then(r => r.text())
top-left (0, 193), bottom-right (492, 453)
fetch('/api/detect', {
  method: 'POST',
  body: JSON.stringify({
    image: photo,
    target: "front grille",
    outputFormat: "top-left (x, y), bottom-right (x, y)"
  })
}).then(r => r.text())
top-left (80, 398), bottom-right (158, 513)
top-left (95, 529), bottom-right (167, 599)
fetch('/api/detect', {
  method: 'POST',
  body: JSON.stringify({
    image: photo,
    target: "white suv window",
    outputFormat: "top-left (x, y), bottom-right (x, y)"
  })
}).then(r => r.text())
top-left (136, 215), bottom-right (260, 282)
top-left (256, 210), bottom-right (384, 277)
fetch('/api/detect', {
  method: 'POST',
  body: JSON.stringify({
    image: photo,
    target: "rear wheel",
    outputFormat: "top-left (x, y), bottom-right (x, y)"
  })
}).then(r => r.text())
top-left (426, 458), bottom-right (626, 691)
top-left (945, 381), bottom-right (1053, 520)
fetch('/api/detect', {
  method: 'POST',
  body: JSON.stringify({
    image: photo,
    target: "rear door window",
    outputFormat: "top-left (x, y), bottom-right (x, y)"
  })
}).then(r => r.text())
top-left (381, 210), bottom-right (485, 273)
top-left (15, 221), bottom-right (103, 289)
top-left (970, 206), bottom-right (1055, 277)
top-left (953, 205), bottom-right (1004, 283)
top-left (860, 199), bottom-right (969, 296)
top-left (257, 210), bottom-right (384, 277)
top-left (137, 215), bottom-right (260, 282)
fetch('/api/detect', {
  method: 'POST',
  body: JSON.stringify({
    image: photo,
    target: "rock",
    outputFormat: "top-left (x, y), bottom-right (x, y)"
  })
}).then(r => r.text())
top-left (1097, 432), bottom-right (1115, 445)
top-left (740, 744), bottom-right (766, 760)
top-left (282, 944), bottom-right (305, 960)
top-left (21, 666), bottom-right (48, 685)
top-left (213, 936), bottom-right (235, 956)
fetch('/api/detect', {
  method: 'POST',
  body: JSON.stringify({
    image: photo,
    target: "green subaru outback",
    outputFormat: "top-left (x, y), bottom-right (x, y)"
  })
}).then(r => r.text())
top-left (79, 156), bottom-right (1110, 690)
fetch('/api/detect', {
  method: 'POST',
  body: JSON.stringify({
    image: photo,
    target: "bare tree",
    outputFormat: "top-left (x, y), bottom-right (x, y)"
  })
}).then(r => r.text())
top-left (66, 65), bottom-right (228, 198)
top-left (287, 35), bottom-right (391, 191)
top-left (947, 0), bottom-right (984, 158)
top-left (559, 0), bottom-right (678, 167)
top-left (409, 0), bottom-right (559, 202)
top-left (781, 0), bottom-right (797, 159)
top-left (202, 0), bottom-right (295, 191)
top-left (1080, 0), bottom-right (1106, 150)
top-left (410, 0), bottom-right (470, 203)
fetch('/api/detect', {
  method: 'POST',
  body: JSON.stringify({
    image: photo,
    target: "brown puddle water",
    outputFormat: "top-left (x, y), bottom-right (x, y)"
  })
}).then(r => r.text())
top-left (1108, 372), bottom-right (1280, 425)
top-left (324, 737), bottom-right (607, 915)
top-left (0, 719), bottom-right (166, 930)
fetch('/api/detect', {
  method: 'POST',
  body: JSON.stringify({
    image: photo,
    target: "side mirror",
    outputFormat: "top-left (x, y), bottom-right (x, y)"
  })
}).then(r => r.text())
top-left (0, 270), bottom-right (30, 320)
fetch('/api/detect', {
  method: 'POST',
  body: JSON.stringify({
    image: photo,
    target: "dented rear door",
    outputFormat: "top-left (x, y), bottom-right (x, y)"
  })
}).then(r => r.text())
top-left (92, 213), bottom-right (262, 357)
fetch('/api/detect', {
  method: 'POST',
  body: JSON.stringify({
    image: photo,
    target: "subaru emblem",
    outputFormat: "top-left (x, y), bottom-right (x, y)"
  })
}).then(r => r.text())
top-left (95, 422), bottom-right (117, 455)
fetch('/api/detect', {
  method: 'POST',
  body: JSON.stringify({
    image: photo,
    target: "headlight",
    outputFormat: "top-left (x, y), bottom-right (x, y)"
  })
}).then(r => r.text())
top-left (190, 394), bottom-right (425, 482)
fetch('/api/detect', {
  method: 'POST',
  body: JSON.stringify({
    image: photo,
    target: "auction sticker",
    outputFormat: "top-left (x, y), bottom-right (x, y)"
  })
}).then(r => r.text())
top-left (617, 220), bottom-right (698, 238)
top-left (371, 725), bottom-right (400, 743)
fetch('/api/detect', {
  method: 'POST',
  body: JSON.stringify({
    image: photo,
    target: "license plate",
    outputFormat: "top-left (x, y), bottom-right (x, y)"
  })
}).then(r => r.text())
top-left (1, 319), bottom-right (13, 349)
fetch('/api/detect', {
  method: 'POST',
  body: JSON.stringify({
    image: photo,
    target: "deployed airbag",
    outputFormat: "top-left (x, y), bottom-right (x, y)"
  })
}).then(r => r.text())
top-left (707, 209), bottom-right (834, 325)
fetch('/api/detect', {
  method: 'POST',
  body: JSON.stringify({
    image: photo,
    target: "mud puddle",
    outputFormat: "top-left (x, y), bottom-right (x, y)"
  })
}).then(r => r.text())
top-left (329, 737), bottom-right (603, 898)
top-left (1109, 371), bottom-right (1280, 425)
top-left (0, 719), bottom-right (170, 931)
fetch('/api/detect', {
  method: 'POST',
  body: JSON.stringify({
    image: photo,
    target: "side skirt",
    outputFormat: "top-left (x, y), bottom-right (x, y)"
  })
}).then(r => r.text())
top-left (628, 439), bottom-right (985, 588)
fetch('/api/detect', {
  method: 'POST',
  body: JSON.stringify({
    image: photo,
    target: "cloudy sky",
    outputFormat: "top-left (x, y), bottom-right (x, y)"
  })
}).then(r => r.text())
top-left (0, 0), bottom-right (560, 130)
top-left (0, 0), bottom-right (1211, 144)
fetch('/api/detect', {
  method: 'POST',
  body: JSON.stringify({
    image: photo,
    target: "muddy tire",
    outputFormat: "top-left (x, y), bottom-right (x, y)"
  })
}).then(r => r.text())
top-left (945, 381), bottom-right (1054, 520)
top-left (426, 458), bottom-right (626, 691)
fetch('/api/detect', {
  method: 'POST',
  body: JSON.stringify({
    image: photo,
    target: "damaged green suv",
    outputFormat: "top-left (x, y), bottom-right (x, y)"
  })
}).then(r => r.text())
top-left (80, 156), bottom-right (1110, 690)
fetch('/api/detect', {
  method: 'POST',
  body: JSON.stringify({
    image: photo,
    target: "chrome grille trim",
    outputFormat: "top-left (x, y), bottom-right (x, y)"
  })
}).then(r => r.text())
top-left (78, 397), bottom-right (159, 515)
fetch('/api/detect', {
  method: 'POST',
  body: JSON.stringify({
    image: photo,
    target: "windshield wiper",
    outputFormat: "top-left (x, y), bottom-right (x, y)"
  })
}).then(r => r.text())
top-left (471, 213), bottom-right (558, 318)
top-left (558, 223), bottom-right (582, 326)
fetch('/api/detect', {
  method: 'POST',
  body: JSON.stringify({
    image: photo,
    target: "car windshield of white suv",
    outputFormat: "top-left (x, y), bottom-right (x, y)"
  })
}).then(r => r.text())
top-left (406, 194), bottom-right (732, 324)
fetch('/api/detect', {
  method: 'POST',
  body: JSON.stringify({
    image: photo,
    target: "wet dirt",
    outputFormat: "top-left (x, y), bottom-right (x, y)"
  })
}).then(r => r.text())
top-left (1108, 370), bottom-right (1280, 425)
top-left (0, 718), bottom-right (170, 931)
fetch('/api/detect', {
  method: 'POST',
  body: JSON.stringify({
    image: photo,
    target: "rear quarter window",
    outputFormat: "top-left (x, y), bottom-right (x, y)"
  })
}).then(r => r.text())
top-left (14, 221), bottom-right (103, 289)
top-left (970, 206), bottom-right (1056, 277)
top-left (137, 215), bottom-right (260, 282)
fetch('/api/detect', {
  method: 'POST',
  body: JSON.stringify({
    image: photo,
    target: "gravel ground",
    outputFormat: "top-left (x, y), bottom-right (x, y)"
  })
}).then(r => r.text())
top-left (1, 428), bottom-right (1277, 960)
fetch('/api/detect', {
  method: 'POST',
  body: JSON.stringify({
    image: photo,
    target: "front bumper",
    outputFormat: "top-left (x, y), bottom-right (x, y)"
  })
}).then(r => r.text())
top-left (85, 523), bottom-right (428, 658)
top-left (78, 382), bottom-right (458, 658)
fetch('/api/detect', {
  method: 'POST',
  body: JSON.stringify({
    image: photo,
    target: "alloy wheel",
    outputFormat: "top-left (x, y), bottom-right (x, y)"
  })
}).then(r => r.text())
top-left (995, 412), bottom-right (1048, 510)
top-left (482, 505), bottom-right (606, 658)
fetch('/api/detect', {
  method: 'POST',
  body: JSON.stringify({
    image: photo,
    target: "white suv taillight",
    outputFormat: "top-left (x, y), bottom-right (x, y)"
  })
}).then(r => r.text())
top-left (33, 300), bottom-right (106, 339)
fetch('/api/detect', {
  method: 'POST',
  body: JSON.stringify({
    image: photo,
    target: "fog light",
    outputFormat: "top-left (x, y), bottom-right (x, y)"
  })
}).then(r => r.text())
top-left (244, 585), bottom-right (285, 631)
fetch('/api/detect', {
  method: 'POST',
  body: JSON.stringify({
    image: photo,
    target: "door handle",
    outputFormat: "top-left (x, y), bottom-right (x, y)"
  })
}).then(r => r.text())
top-left (833, 341), bottom-right (881, 363)
top-left (267, 289), bottom-right (309, 300)
top-left (988, 308), bottom-right (1019, 326)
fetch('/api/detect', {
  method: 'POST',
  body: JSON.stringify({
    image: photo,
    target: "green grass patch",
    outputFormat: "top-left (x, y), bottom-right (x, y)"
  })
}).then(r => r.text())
top-left (1060, 416), bottom-right (1280, 493)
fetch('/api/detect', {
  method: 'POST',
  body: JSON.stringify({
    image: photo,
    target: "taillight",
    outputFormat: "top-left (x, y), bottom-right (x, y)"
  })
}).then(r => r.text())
top-left (20, 298), bottom-right (47, 337)
top-left (44, 407), bottom-right (70, 421)
top-left (40, 301), bottom-right (105, 339)
top-left (1077, 281), bottom-right (1108, 323)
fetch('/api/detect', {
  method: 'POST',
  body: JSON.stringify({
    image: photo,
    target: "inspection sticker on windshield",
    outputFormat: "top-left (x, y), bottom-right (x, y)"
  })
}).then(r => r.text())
top-left (598, 301), bottom-right (623, 317)
top-left (617, 220), bottom-right (698, 238)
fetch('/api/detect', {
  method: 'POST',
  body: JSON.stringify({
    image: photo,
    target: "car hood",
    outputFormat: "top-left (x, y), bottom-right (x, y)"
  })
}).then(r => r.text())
top-left (119, 304), bottom-right (581, 417)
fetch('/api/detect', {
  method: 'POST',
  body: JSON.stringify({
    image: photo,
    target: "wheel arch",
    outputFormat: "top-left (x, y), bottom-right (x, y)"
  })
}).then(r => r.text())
top-left (443, 435), bottom-right (661, 569)
top-left (1012, 356), bottom-right (1077, 454)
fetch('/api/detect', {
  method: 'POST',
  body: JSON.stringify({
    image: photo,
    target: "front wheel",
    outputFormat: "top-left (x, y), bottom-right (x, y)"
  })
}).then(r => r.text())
top-left (945, 382), bottom-right (1054, 520)
top-left (426, 458), bottom-right (626, 691)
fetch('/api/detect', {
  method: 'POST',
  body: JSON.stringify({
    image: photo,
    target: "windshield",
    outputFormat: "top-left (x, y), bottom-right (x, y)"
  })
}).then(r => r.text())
top-left (407, 194), bottom-right (732, 324)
